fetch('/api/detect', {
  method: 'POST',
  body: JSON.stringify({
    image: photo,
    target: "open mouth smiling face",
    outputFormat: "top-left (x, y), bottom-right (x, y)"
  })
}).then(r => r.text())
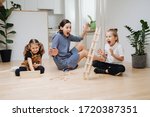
top-left (65, 32), bottom-right (70, 37)
top-left (62, 23), bottom-right (71, 37)
top-left (106, 32), bottom-right (117, 46)
top-left (107, 40), bottom-right (111, 44)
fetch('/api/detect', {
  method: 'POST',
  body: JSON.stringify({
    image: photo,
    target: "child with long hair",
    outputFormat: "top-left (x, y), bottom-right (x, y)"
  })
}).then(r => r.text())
top-left (92, 28), bottom-right (125, 75)
top-left (49, 19), bottom-right (101, 71)
top-left (49, 19), bottom-right (89, 71)
top-left (15, 39), bottom-right (45, 76)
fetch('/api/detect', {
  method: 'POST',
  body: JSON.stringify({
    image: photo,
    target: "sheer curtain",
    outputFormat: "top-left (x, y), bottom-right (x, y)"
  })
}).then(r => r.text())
top-left (78, 0), bottom-right (106, 49)
top-left (78, 0), bottom-right (96, 33)
top-left (96, 0), bottom-right (107, 49)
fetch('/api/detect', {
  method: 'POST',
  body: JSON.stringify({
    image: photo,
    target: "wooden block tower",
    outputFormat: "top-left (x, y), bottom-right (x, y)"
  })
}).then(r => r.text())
top-left (83, 28), bottom-right (100, 80)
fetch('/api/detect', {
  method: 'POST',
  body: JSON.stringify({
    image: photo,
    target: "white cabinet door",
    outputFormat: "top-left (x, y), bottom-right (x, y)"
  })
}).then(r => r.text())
top-left (37, 0), bottom-right (54, 9)
top-left (54, 0), bottom-right (64, 14)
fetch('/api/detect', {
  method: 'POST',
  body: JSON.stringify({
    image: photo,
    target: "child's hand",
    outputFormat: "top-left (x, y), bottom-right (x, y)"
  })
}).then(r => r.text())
top-left (49, 48), bottom-right (58, 56)
top-left (83, 23), bottom-right (90, 33)
top-left (33, 63), bottom-right (40, 68)
top-left (97, 49), bottom-right (105, 56)
top-left (109, 49), bottom-right (114, 56)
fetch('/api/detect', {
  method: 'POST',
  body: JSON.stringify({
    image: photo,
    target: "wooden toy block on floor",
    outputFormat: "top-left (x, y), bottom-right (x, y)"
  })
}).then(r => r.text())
top-left (20, 71), bottom-right (41, 78)
top-left (83, 28), bottom-right (101, 80)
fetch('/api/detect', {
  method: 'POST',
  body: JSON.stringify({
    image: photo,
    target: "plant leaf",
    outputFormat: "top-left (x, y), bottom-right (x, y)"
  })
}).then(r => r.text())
top-left (0, 23), bottom-right (4, 26)
top-left (88, 15), bottom-right (93, 21)
top-left (6, 23), bottom-right (14, 29)
top-left (6, 39), bottom-right (13, 44)
top-left (0, 40), bottom-right (6, 45)
top-left (5, 7), bottom-right (15, 20)
top-left (140, 19), bottom-right (149, 30)
top-left (0, 12), bottom-right (6, 22)
top-left (124, 25), bottom-right (135, 33)
top-left (8, 31), bottom-right (16, 34)
top-left (145, 33), bottom-right (150, 36)
top-left (0, 30), bottom-right (6, 38)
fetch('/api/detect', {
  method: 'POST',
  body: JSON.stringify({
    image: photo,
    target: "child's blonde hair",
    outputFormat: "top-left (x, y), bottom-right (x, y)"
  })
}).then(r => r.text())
top-left (23, 39), bottom-right (45, 56)
top-left (107, 28), bottom-right (119, 42)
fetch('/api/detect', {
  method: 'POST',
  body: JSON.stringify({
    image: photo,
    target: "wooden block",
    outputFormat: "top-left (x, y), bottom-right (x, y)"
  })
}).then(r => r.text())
top-left (20, 71), bottom-right (41, 78)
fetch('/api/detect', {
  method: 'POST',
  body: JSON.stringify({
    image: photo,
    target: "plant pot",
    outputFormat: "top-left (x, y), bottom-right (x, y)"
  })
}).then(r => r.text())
top-left (0, 49), bottom-right (12, 62)
top-left (132, 54), bottom-right (146, 68)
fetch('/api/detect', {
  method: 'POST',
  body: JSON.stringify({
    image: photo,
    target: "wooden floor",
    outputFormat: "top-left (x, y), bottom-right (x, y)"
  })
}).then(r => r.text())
top-left (0, 58), bottom-right (150, 100)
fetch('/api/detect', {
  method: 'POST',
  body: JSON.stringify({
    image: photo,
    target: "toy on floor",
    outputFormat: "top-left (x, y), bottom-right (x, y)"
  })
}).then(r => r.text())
top-left (20, 71), bottom-right (41, 78)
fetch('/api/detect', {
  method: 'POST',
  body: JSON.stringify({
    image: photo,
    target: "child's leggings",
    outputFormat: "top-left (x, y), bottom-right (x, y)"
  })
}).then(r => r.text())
top-left (15, 66), bottom-right (45, 76)
top-left (92, 60), bottom-right (125, 75)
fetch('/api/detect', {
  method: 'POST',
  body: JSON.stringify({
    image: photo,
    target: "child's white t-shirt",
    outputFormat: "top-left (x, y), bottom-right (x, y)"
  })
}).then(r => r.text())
top-left (105, 42), bottom-right (124, 64)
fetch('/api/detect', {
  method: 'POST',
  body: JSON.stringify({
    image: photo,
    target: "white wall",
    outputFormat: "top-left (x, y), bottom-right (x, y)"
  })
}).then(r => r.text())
top-left (104, 0), bottom-right (150, 67)
top-left (8, 11), bottom-right (49, 61)
top-left (47, 11), bottom-right (64, 29)
top-left (64, 0), bottom-right (79, 49)
top-left (64, 0), bottom-right (77, 35)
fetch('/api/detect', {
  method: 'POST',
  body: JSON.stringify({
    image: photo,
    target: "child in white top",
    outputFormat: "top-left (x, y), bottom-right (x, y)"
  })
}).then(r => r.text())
top-left (92, 28), bottom-right (125, 75)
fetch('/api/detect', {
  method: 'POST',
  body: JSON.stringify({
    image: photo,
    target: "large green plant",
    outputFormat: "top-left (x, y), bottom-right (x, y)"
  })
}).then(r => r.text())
top-left (125, 20), bottom-right (150, 55)
top-left (0, 3), bottom-right (20, 49)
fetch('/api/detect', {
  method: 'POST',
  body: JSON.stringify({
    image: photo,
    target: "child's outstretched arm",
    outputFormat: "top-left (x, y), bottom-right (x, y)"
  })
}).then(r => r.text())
top-left (81, 23), bottom-right (90, 39)
top-left (27, 58), bottom-right (34, 71)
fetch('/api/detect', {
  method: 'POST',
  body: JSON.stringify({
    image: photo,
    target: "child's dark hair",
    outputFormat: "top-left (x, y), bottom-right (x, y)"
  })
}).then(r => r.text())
top-left (23, 39), bottom-right (45, 56)
top-left (58, 19), bottom-right (71, 33)
top-left (107, 28), bottom-right (119, 42)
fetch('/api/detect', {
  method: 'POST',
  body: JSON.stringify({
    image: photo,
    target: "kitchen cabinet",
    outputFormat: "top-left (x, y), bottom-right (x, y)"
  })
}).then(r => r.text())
top-left (37, 0), bottom-right (54, 10)
top-left (6, 0), bottom-right (64, 14)
top-left (6, 0), bottom-right (25, 10)
top-left (24, 0), bottom-right (38, 11)
top-left (37, 0), bottom-right (64, 14)
top-left (6, 0), bottom-right (38, 11)
top-left (54, 0), bottom-right (64, 14)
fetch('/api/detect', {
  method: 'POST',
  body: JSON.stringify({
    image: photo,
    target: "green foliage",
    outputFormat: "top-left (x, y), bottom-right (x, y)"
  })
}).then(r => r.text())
top-left (125, 20), bottom-right (150, 55)
top-left (0, 2), bottom-right (20, 49)
top-left (88, 15), bottom-right (96, 31)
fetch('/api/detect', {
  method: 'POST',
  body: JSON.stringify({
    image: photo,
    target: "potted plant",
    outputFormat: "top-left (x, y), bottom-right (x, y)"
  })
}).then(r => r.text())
top-left (88, 15), bottom-right (96, 31)
top-left (125, 19), bottom-right (150, 68)
top-left (0, 1), bottom-right (20, 62)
